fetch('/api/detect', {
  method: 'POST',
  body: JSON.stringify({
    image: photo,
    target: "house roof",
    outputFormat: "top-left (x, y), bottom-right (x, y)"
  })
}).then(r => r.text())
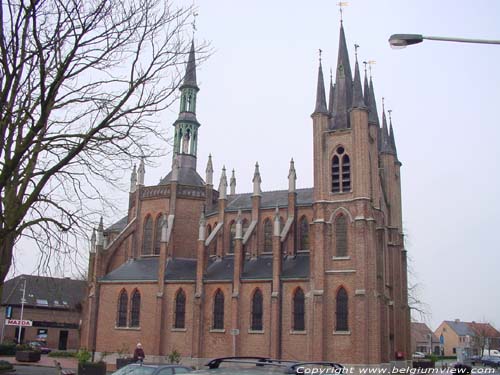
top-left (101, 254), bottom-right (310, 282)
top-left (444, 320), bottom-right (476, 336)
top-left (1, 275), bottom-right (86, 310)
top-left (468, 322), bottom-right (500, 338)
top-left (411, 322), bottom-right (440, 343)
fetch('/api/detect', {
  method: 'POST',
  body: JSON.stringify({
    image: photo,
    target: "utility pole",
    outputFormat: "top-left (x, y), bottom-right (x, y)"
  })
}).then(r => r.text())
top-left (17, 278), bottom-right (27, 344)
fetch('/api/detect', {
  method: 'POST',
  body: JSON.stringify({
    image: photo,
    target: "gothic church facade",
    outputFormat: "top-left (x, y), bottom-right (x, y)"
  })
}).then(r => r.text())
top-left (81, 23), bottom-right (410, 365)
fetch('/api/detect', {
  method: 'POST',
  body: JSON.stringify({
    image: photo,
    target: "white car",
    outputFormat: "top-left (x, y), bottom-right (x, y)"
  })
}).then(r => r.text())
top-left (412, 352), bottom-right (426, 359)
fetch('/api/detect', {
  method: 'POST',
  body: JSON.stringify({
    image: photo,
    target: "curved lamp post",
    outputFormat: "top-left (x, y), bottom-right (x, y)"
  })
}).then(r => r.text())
top-left (389, 34), bottom-right (500, 49)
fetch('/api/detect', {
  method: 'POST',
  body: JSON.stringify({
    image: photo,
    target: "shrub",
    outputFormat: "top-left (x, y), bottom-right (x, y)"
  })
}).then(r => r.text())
top-left (76, 348), bottom-right (91, 364)
top-left (0, 360), bottom-right (13, 370)
top-left (48, 351), bottom-right (77, 358)
top-left (0, 344), bottom-right (16, 356)
top-left (166, 349), bottom-right (181, 364)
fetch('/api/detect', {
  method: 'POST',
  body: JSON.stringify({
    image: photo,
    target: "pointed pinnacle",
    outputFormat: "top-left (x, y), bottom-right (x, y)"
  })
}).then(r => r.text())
top-left (352, 53), bottom-right (366, 109)
top-left (313, 60), bottom-right (328, 115)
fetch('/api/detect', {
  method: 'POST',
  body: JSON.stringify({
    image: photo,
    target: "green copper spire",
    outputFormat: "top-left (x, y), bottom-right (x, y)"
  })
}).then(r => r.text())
top-left (173, 40), bottom-right (200, 158)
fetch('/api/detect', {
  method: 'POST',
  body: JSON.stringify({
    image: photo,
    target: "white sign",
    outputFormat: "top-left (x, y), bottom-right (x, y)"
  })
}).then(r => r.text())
top-left (5, 319), bottom-right (32, 327)
top-left (230, 329), bottom-right (240, 336)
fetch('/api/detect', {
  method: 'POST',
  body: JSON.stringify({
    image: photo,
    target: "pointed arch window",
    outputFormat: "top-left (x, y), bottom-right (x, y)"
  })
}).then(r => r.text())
top-left (153, 215), bottom-right (162, 255)
top-left (142, 216), bottom-right (153, 255)
top-left (174, 289), bottom-right (186, 329)
top-left (263, 219), bottom-right (273, 253)
top-left (293, 288), bottom-right (305, 331)
top-left (336, 287), bottom-right (348, 331)
top-left (332, 146), bottom-right (351, 193)
top-left (299, 216), bottom-right (309, 251)
top-left (335, 215), bottom-right (348, 257)
top-left (213, 289), bottom-right (224, 330)
top-left (117, 290), bottom-right (128, 327)
top-left (130, 290), bottom-right (141, 327)
top-left (228, 221), bottom-right (236, 254)
top-left (251, 289), bottom-right (263, 331)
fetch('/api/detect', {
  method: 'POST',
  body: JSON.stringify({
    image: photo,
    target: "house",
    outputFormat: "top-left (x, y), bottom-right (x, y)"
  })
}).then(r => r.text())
top-left (411, 322), bottom-right (442, 355)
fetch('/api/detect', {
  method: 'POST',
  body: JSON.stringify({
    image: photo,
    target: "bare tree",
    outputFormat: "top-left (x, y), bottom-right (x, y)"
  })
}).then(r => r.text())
top-left (0, 0), bottom-right (206, 287)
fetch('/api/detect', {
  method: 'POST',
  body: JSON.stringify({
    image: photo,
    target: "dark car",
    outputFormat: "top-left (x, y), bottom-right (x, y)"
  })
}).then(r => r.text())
top-left (190, 357), bottom-right (344, 375)
top-left (111, 363), bottom-right (192, 375)
top-left (468, 355), bottom-right (482, 366)
top-left (27, 340), bottom-right (51, 354)
top-left (482, 356), bottom-right (500, 368)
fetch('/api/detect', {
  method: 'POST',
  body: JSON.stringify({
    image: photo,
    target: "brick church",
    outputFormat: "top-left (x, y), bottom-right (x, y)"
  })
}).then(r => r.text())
top-left (81, 22), bottom-right (410, 365)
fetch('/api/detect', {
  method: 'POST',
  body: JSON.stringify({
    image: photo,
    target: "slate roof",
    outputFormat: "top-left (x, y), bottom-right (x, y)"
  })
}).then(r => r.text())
top-left (159, 166), bottom-right (205, 187)
top-left (208, 188), bottom-right (313, 214)
top-left (1, 275), bottom-right (86, 309)
top-left (411, 322), bottom-right (440, 343)
top-left (105, 216), bottom-right (128, 233)
top-left (101, 254), bottom-right (310, 282)
top-left (445, 320), bottom-right (476, 336)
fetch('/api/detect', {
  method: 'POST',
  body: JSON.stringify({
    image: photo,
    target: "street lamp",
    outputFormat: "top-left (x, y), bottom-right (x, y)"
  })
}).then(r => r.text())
top-left (17, 278), bottom-right (27, 344)
top-left (388, 34), bottom-right (500, 49)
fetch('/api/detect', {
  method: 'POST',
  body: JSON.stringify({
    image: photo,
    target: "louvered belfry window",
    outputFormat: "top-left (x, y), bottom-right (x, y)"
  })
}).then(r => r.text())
top-left (332, 155), bottom-right (340, 192)
top-left (174, 289), bottom-right (186, 329)
top-left (130, 290), bottom-right (141, 327)
top-left (299, 216), bottom-right (309, 251)
top-left (293, 288), bottom-right (305, 331)
top-left (336, 287), bottom-right (348, 331)
top-left (332, 146), bottom-right (351, 193)
top-left (335, 215), bottom-right (348, 257)
top-left (142, 216), bottom-right (153, 255)
top-left (213, 289), bottom-right (224, 329)
top-left (251, 289), bottom-right (263, 330)
top-left (117, 290), bottom-right (128, 327)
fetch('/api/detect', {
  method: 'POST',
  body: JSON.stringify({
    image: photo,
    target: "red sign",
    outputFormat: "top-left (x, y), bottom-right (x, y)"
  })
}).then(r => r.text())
top-left (5, 319), bottom-right (32, 326)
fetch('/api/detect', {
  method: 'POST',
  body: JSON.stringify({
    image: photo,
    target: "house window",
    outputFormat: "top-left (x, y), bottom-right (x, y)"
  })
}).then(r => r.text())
top-left (213, 289), bottom-right (224, 330)
top-left (153, 215), bottom-right (162, 255)
top-left (293, 288), bottom-right (305, 331)
top-left (331, 147), bottom-right (351, 193)
top-left (117, 290), bottom-right (128, 327)
top-left (299, 216), bottom-right (309, 251)
top-left (335, 287), bottom-right (348, 331)
top-left (130, 290), bottom-right (141, 327)
top-left (263, 219), bottom-right (272, 253)
top-left (174, 289), bottom-right (186, 329)
top-left (228, 221), bottom-right (236, 254)
top-left (335, 215), bottom-right (348, 256)
top-left (251, 289), bottom-right (263, 331)
top-left (142, 216), bottom-right (153, 255)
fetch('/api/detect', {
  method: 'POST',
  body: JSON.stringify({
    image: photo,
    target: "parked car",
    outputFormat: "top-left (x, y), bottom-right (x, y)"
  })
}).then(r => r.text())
top-left (190, 357), bottom-right (344, 374)
top-left (482, 356), bottom-right (500, 368)
top-left (468, 355), bottom-right (482, 365)
top-left (412, 352), bottom-right (426, 359)
top-left (27, 340), bottom-right (51, 354)
top-left (111, 363), bottom-right (192, 374)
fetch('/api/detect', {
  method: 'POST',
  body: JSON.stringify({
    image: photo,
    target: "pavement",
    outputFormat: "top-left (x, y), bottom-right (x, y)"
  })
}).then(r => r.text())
top-left (1, 354), bottom-right (77, 370)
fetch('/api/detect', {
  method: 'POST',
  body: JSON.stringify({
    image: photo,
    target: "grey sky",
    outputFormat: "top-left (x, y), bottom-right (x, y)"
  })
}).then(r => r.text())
top-left (12, 0), bottom-right (500, 331)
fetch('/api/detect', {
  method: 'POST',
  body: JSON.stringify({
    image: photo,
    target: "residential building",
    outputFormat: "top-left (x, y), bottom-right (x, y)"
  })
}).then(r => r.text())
top-left (411, 322), bottom-right (442, 355)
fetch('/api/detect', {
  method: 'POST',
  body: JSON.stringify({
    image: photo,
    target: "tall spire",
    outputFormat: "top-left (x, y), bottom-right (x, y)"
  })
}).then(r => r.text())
top-left (380, 101), bottom-right (394, 155)
top-left (363, 62), bottom-right (370, 107)
top-left (352, 47), bottom-right (366, 109)
top-left (182, 40), bottom-right (198, 90)
top-left (313, 51), bottom-right (328, 115)
top-left (332, 22), bottom-right (353, 129)
top-left (368, 75), bottom-right (380, 126)
top-left (388, 110), bottom-right (398, 157)
top-left (328, 69), bottom-right (335, 115)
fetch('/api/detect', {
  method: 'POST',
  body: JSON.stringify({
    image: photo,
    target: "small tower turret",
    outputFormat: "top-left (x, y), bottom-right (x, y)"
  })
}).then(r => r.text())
top-left (137, 158), bottom-right (145, 186)
top-left (230, 169), bottom-right (236, 195)
top-left (252, 162), bottom-right (262, 196)
top-left (130, 165), bottom-right (137, 193)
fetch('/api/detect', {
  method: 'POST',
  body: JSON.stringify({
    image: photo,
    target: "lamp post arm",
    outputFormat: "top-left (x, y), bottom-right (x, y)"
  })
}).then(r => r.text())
top-left (423, 35), bottom-right (500, 45)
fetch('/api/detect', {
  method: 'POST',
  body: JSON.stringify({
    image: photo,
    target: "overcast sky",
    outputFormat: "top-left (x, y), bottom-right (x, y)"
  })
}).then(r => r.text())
top-left (12, 0), bottom-right (500, 331)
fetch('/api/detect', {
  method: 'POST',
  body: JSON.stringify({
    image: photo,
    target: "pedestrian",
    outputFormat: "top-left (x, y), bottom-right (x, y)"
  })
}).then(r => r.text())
top-left (133, 343), bottom-right (145, 363)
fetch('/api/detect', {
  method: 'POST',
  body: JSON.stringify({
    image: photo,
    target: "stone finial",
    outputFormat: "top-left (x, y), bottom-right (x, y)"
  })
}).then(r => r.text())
top-left (205, 154), bottom-right (214, 185)
top-left (171, 157), bottom-right (180, 182)
top-left (137, 158), bottom-right (145, 186)
top-left (235, 210), bottom-right (243, 239)
top-left (218, 166), bottom-right (228, 200)
top-left (90, 228), bottom-right (96, 254)
top-left (160, 214), bottom-right (168, 243)
top-left (252, 162), bottom-right (262, 197)
top-left (230, 169), bottom-right (236, 195)
top-left (198, 209), bottom-right (206, 241)
top-left (288, 158), bottom-right (296, 193)
top-left (96, 217), bottom-right (104, 248)
top-left (130, 165), bottom-right (137, 193)
top-left (273, 206), bottom-right (280, 237)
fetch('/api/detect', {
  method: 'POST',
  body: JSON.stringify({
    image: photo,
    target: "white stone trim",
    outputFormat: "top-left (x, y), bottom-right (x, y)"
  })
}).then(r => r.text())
top-left (242, 220), bottom-right (258, 245)
top-left (325, 269), bottom-right (356, 274)
top-left (205, 222), bottom-right (223, 246)
top-left (332, 256), bottom-right (351, 261)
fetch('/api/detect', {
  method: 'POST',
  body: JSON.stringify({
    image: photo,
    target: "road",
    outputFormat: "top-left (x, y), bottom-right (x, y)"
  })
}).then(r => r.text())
top-left (13, 365), bottom-right (114, 375)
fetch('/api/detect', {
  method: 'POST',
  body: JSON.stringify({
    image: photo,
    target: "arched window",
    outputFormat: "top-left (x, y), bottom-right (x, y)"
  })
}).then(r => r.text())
top-left (142, 216), bottom-right (153, 255)
top-left (342, 155), bottom-right (351, 191)
top-left (299, 216), bottom-right (309, 251)
top-left (332, 146), bottom-right (351, 193)
top-left (228, 221), bottom-right (236, 254)
top-left (335, 215), bottom-right (348, 257)
top-left (130, 290), bottom-right (141, 327)
top-left (332, 155), bottom-right (340, 193)
top-left (293, 288), bottom-right (305, 331)
top-left (117, 290), bottom-right (128, 327)
top-left (263, 219), bottom-right (273, 253)
top-left (336, 287), bottom-right (348, 331)
top-left (153, 215), bottom-right (162, 255)
top-left (251, 289), bottom-right (263, 331)
top-left (174, 289), bottom-right (186, 329)
top-left (213, 289), bottom-right (224, 330)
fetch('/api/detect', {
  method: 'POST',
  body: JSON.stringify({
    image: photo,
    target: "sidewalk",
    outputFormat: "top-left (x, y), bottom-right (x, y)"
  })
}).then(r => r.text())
top-left (1, 355), bottom-right (77, 369)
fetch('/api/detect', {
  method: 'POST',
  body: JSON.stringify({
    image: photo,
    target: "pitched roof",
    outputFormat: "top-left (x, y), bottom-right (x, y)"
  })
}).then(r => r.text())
top-left (411, 322), bottom-right (440, 343)
top-left (444, 320), bottom-right (476, 336)
top-left (1, 275), bottom-right (86, 310)
top-left (106, 216), bottom-right (128, 233)
top-left (468, 322), bottom-right (500, 338)
top-left (159, 165), bottom-right (205, 186)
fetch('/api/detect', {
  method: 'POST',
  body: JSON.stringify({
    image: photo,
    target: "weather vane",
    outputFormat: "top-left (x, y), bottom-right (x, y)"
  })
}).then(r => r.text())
top-left (367, 60), bottom-right (376, 77)
top-left (354, 43), bottom-right (360, 57)
top-left (192, 11), bottom-right (198, 34)
top-left (363, 61), bottom-right (368, 73)
top-left (338, 2), bottom-right (349, 22)
top-left (319, 48), bottom-right (322, 62)
top-left (388, 109), bottom-right (393, 121)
